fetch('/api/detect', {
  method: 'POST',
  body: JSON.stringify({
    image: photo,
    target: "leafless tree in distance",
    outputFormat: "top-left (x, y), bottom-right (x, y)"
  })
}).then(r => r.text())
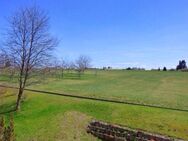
top-left (0, 50), bottom-right (5, 68)
top-left (75, 55), bottom-right (91, 77)
top-left (4, 6), bottom-right (58, 110)
top-left (61, 58), bottom-right (68, 78)
top-left (0, 49), bottom-right (15, 79)
top-left (0, 49), bottom-right (9, 68)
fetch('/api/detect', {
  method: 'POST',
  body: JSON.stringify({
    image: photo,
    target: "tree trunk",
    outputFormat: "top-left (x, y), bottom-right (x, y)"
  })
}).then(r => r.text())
top-left (61, 69), bottom-right (64, 79)
top-left (15, 88), bottom-right (24, 111)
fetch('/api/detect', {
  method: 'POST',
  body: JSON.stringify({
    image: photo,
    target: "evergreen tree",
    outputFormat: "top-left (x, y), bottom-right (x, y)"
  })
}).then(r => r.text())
top-left (163, 67), bottom-right (167, 71)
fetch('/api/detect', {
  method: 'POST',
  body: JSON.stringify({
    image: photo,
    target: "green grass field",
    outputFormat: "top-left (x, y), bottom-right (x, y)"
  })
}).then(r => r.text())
top-left (30, 70), bottom-right (188, 110)
top-left (0, 70), bottom-right (188, 140)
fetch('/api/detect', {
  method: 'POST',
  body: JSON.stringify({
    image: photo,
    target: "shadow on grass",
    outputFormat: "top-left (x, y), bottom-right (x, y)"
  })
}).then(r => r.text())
top-left (0, 109), bottom-right (16, 115)
top-left (0, 94), bottom-right (15, 98)
top-left (26, 80), bottom-right (43, 87)
top-left (62, 77), bottom-right (81, 80)
top-left (0, 102), bottom-right (16, 115)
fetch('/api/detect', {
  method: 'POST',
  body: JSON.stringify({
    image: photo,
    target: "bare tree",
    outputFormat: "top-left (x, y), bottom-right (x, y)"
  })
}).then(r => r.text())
top-left (61, 58), bottom-right (68, 78)
top-left (0, 49), bottom-right (8, 68)
top-left (75, 55), bottom-right (91, 76)
top-left (0, 50), bottom-right (5, 75)
top-left (48, 57), bottom-right (61, 78)
top-left (0, 49), bottom-right (15, 79)
top-left (0, 51), bottom-right (5, 69)
top-left (4, 6), bottom-right (58, 110)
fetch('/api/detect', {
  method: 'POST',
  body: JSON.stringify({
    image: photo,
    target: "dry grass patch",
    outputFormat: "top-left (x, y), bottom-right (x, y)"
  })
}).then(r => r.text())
top-left (0, 87), bottom-right (7, 96)
top-left (55, 111), bottom-right (99, 141)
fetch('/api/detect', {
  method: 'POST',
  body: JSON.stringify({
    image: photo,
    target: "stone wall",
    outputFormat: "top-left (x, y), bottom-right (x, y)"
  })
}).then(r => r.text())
top-left (87, 120), bottom-right (184, 141)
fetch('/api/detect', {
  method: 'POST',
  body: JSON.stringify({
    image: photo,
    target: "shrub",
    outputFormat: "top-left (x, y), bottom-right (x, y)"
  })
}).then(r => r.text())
top-left (0, 116), bottom-right (5, 141)
top-left (0, 114), bottom-right (15, 141)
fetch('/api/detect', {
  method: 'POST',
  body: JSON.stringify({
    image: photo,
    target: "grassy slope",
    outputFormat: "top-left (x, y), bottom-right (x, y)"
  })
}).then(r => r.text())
top-left (0, 70), bottom-right (188, 140)
top-left (31, 70), bottom-right (188, 110)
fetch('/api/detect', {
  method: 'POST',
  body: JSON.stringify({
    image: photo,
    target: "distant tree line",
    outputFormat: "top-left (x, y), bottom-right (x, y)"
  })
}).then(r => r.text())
top-left (49, 55), bottom-right (92, 78)
top-left (124, 60), bottom-right (187, 71)
top-left (126, 67), bottom-right (145, 71)
top-left (102, 66), bottom-right (112, 70)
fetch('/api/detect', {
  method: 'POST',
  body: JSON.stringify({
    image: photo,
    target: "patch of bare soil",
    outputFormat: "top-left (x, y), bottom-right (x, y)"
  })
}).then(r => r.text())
top-left (55, 111), bottom-right (100, 141)
top-left (0, 87), bottom-right (6, 96)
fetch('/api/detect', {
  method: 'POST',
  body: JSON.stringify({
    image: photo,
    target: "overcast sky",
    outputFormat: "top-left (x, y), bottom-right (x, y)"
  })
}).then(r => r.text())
top-left (0, 0), bottom-right (188, 69)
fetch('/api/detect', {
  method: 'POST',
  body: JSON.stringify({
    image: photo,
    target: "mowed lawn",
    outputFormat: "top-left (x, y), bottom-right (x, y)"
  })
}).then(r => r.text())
top-left (0, 70), bottom-right (188, 140)
top-left (0, 89), bottom-right (188, 140)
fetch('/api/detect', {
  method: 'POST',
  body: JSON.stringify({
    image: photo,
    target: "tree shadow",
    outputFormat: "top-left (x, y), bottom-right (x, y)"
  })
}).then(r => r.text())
top-left (0, 109), bottom-right (16, 115)
top-left (0, 102), bottom-right (16, 115)
top-left (26, 80), bottom-right (43, 87)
